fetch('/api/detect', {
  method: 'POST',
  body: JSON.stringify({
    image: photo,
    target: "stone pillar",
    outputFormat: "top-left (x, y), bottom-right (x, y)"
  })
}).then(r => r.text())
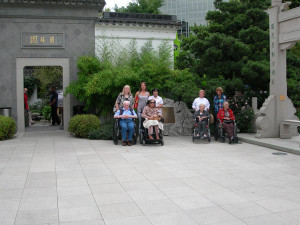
top-left (256, 1), bottom-right (299, 138)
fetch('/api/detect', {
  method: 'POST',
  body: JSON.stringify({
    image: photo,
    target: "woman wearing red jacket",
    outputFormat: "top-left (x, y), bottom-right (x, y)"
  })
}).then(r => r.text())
top-left (217, 101), bottom-right (235, 143)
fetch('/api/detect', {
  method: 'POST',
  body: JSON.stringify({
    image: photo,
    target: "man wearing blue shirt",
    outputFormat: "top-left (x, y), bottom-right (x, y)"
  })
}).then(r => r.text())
top-left (114, 101), bottom-right (137, 146)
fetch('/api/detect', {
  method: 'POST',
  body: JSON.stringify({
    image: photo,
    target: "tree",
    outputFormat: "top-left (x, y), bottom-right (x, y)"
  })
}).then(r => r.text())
top-left (33, 66), bottom-right (63, 98)
top-left (114, 0), bottom-right (164, 14)
top-left (177, 0), bottom-right (300, 107)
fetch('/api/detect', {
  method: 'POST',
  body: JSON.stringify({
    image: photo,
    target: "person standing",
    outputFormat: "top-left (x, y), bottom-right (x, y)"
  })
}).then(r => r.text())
top-left (148, 88), bottom-right (163, 114)
top-left (49, 86), bottom-right (59, 126)
top-left (134, 82), bottom-right (150, 116)
top-left (213, 87), bottom-right (227, 140)
top-left (24, 88), bottom-right (29, 127)
top-left (192, 90), bottom-right (210, 111)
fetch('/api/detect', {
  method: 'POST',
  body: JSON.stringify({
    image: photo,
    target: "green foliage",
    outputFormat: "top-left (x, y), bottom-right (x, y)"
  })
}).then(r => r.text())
top-left (24, 75), bottom-right (36, 98)
top-left (42, 105), bottom-right (51, 121)
top-left (88, 120), bottom-right (114, 140)
top-left (66, 40), bottom-right (176, 114)
top-left (114, 0), bottom-right (164, 14)
top-left (283, 0), bottom-right (300, 9)
top-left (177, 0), bottom-right (271, 106)
top-left (0, 116), bottom-right (16, 141)
top-left (68, 114), bottom-right (100, 138)
top-left (227, 96), bottom-right (254, 133)
top-left (33, 66), bottom-right (63, 98)
top-left (177, 0), bottom-right (300, 110)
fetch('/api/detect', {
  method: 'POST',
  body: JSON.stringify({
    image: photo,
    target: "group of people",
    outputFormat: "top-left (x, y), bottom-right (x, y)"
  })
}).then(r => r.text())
top-left (114, 82), bottom-right (237, 146)
top-left (113, 82), bottom-right (163, 146)
top-left (192, 87), bottom-right (236, 143)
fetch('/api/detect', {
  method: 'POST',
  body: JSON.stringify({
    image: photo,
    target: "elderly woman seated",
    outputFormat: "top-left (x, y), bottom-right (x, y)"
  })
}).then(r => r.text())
top-left (114, 101), bottom-right (137, 146)
top-left (193, 104), bottom-right (211, 138)
top-left (141, 100), bottom-right (163, 140)
top-left (217, 101), bottom-right (235, 144)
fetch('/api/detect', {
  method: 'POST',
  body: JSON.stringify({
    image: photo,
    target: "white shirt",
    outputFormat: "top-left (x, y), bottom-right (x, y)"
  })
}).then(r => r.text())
top-left (148, 95), bottom-right (163, 113)
top-left (192, 97), bottom-right (210, 111)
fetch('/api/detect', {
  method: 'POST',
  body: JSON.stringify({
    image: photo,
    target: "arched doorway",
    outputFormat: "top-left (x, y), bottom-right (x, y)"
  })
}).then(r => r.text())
top-left (16, 58), bottom-right (70, 133)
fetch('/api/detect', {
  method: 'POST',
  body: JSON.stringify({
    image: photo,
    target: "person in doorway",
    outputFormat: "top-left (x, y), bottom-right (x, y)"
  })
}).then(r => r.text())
top-left (148, 88), bottom-right (163, 114)
top-left (49, 86), bottom-right (59, 126)
top-left (24, 88), bottom-right (29, 127)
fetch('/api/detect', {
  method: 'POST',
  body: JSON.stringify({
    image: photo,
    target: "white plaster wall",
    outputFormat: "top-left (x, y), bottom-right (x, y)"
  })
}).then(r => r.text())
top-left (95, 24), bottom-right (177, 60)
top-left (28, 85), bottom-right (41, 105)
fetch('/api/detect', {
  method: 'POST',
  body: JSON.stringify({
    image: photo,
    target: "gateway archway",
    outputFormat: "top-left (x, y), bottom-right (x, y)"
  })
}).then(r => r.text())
top-left (0, 0), bottom-right (105, 133)
top-left (17, 58), bottom-right (69, 132)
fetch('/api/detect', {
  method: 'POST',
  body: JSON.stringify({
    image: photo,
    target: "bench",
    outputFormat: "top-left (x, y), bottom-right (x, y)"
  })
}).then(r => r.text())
top-left (280, 120), bottom-right (300, 139)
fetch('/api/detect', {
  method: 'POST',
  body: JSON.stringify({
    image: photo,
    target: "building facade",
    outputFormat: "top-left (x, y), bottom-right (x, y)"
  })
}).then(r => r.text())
top-left (160, 0), bottom-right (215, 36)
top-left (0, 1), bottom-right (179, 133)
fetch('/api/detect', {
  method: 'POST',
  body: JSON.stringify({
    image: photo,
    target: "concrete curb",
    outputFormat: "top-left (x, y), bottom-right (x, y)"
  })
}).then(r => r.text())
top-left (239, 135), bottom-right (300, 155)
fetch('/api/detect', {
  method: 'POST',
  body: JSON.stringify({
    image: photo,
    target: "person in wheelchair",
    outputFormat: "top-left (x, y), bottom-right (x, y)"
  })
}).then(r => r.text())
top-left (141, 100), bottom-right (163, 140)
top-left (193, 104), bottom-right (210, 139)
top-left (114, 101), bottom-right (137, 146)
top-left (217, 101), bottom-right (236, 144)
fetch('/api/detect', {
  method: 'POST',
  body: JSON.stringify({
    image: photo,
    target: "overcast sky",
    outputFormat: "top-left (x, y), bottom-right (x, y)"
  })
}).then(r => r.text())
top-left (104, 0), bottom-right (133, 10)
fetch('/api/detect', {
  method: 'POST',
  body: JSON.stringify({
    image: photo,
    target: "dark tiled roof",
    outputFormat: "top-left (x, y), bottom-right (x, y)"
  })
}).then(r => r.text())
top-left (0, 0), bottom-right (105, 8)
top-left (98, 12), bottom-right (181, 29)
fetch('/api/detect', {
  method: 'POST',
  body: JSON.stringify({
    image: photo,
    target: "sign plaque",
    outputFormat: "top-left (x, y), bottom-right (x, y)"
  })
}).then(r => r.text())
top-left (162, 107), bottom-right (175, 124)
top-left (22, 33), bottom-right (64, 48)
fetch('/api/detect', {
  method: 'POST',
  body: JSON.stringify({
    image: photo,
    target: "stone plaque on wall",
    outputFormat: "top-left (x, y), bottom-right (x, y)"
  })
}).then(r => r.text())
top-left (162, 107), bottom-right (175, 124)
top-left (22, 33), bottom-right (64, 48)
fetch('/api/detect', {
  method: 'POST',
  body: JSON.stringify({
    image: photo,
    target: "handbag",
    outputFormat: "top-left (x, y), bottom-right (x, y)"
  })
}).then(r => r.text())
top-left (133, 95), bottom-right (138, 109)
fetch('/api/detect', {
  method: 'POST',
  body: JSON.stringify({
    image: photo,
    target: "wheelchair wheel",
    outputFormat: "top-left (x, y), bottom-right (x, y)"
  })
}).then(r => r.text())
top-left (220, 136), bottom-right (225, 143)
top-left (113, 121), bottom-right (119, 145)
top-left (234, 136), bottom-right (239, 143)
top-left (132, 133), bottom-right (137, 145)
top-left (161, 140), bottom-right (164, 146)
top-left (139, 131), bottom-right (143, 145)
top-left (142, 139), bottom-right (146, 146)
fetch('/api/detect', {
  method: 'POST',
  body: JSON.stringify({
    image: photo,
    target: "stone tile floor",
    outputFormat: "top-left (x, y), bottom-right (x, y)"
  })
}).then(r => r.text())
top-left (1, 130), bottom-right (300, 225)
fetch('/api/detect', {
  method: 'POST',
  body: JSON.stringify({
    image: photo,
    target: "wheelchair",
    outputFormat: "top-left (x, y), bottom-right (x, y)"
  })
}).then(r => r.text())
top-left (113, 118), bottom-right (138, 145)
top-left (192, 118), bottom-right (211, 143)
top-left (139, 117), bottom-right (164, 146)
top-left (217, 119), bottom-right (238, 144)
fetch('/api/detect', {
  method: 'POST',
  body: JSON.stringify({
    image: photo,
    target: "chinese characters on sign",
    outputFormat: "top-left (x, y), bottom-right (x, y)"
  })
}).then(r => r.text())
top-left (22, 33), bottom-right (64, 48)
top-left (270, 23), bottom-right (276, 85)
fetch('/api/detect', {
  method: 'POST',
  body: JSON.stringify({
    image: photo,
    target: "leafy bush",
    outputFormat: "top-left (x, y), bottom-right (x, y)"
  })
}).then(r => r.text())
top-left (68, 114), bottom-right (100, 138)
top-left (42, 105), bottom-right (51, 120)
top-left (228, 96), bottom-right (255, 133)
top-left (24, 75), bottom-right (36, 98)
top-left (88, 120), bottom-right (114, 140)
top-left (0, 116), bottom-right (16, 141)
top-left (235, 107), bottom-right (255, 133)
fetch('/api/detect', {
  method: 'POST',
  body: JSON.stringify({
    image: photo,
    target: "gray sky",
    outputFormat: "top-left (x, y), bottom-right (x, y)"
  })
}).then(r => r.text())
top-left (104, 0), bottom-right (133, 10)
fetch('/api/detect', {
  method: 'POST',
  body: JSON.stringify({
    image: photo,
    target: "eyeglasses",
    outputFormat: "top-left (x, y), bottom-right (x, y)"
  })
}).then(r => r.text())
top-left (150, 102), bottom-right (155, 104)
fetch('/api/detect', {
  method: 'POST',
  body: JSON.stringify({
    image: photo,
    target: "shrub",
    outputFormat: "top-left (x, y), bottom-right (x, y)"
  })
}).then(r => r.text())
top-left (68, 114), bottom-right (100, 138)
top-left (235, 106), bottom-right (255, 133)
top-left (88, 120), bottom-right (114, 140)
top-left (42, 105), bottom-right (51, 120)
top-left (0, 116), bottom-right (16, 141)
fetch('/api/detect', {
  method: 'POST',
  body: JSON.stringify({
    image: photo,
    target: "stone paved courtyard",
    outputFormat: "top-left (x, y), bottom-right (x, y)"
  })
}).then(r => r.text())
top-left (1, 131), bottom-right (300, 225)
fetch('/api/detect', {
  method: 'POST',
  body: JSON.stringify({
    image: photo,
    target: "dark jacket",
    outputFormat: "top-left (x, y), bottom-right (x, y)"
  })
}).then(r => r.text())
top-left (193, 110), bottom-right (211, 121)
